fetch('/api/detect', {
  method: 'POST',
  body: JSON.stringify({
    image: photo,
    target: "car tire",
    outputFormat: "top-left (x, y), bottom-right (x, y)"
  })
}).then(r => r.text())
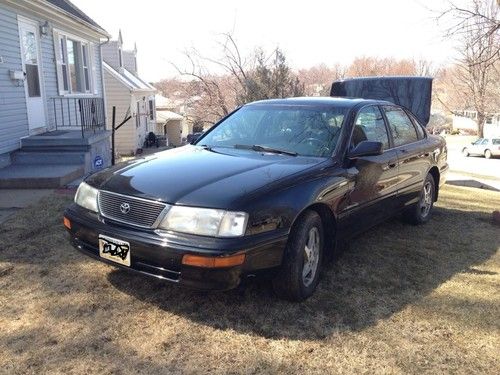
top-left (272, 210), bottom-right (324, 302)
top-left (462, 148), bottom-right (469, 157)
top-left (485, 149), bottom-right (492, 159)
top-left (403, 173), bottom-right (436, 225)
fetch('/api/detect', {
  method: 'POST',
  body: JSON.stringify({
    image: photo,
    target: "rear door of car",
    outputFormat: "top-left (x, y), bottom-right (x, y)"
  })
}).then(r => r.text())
top-left (341, 105), bottom-right (400, 235)
top-left (382, 105), bottom-right (429, 208)
top-left (471, 138), bottom-right (486, 155)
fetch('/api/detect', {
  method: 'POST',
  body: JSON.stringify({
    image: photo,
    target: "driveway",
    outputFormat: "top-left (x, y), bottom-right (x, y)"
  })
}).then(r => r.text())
top-left (444, 135), bottom-right (500, 191)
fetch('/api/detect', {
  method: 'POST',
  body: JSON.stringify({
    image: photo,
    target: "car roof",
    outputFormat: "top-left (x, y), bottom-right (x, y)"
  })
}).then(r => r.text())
top-left (246, 96), bottom-right (393, 108)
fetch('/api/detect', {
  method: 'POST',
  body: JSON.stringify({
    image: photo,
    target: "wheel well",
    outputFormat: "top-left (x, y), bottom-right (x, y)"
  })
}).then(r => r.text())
top-left (292, 203), bottom-right (337, 258)
top-left (428, 166), bottom-right (440, 201)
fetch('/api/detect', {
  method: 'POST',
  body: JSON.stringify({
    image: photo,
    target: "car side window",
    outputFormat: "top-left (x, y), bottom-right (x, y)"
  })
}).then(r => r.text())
top-left (352, 106), bottom-right (390, 150)
top-left (383, 106), bottom-right (419, 147)
top-left (406, 111), bottom-right (426, 139)
top-left (472, 138), bottom-right (484, 145)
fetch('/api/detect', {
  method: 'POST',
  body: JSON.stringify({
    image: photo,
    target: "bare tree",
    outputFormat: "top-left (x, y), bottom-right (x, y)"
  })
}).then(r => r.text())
top-left (170, 33), bottom-right (304, 126)
top-left (440, 0), bottom-right (500, 136)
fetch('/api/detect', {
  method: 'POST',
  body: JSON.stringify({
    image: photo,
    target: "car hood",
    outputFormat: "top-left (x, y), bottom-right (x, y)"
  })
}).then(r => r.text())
top-left (86, 146), bottom-right (325, 209)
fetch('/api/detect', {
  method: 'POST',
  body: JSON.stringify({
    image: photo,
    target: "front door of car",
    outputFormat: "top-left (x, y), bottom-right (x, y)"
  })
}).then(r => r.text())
top-left (341, 105), bottom-right (400, 235)
top-left (382, 105), bottom-right (428, 207)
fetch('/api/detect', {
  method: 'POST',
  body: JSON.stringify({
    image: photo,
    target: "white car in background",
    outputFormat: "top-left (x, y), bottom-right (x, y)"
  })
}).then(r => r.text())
top-left (462, 138), bottom-right (500, 159)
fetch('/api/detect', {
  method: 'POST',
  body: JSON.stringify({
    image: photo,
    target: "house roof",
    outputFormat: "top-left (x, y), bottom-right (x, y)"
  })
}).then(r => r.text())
top-left (103, 62), bottom-right (156, 92)
top-left (45, 0), bottom-right (108, 35)
top-left (156, 110), bottom-right (183, 123)
top-left (155, 94), bottom-right (177, 109)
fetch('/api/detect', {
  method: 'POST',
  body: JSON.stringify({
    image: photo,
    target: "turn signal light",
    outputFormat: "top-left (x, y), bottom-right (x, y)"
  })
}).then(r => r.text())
top-left (63, 217), bottom-right (71, 229)
top-left (182, 253), bottom-right (245, 268)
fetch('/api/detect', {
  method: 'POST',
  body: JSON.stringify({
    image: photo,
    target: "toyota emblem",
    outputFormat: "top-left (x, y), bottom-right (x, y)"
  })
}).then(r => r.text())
top-left (120, 202), bottom-right (130, 214)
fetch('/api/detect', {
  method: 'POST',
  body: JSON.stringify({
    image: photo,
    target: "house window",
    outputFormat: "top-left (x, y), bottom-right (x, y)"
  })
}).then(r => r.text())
top-left (59, 38), bottom-right (69, 91)
top-left (149, 99), bottom-right (154, 120)
top-left (136, 102), bottom-right (140, 128)
top-left (82, 44), bottom-right (90, 91)
top-left (55, 32), bottom-right (93, 94)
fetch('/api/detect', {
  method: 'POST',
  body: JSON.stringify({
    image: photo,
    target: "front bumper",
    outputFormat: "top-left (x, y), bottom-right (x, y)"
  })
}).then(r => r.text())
top-left (64, 204), bottom-right (287, 291)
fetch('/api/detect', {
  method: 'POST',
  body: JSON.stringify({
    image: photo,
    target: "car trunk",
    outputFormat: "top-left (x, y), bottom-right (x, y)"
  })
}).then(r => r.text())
top-left (330, 76), bottom-right (433, 126)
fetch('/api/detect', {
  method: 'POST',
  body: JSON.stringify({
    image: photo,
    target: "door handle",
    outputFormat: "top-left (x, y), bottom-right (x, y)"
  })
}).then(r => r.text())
top-left (383, 162), bottom-right (397, 171)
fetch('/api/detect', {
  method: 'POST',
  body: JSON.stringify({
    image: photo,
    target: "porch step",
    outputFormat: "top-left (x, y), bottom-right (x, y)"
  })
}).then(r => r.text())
top-left (0, 164), bottom-right (84, 188)
top-left (12, 151), bottom-right (86, 165)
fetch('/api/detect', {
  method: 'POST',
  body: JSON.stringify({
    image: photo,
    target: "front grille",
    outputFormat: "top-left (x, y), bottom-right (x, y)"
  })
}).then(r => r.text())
top-left (98, 190), bottom-right (167, 228)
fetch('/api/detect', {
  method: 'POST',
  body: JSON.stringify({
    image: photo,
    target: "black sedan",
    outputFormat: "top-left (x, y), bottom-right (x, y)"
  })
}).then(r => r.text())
top-left (64, 78), bottom-right (448, 301)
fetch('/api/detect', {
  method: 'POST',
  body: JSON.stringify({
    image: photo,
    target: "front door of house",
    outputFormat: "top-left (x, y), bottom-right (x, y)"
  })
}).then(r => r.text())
top-left (18, 18), bottom-right (46, 132)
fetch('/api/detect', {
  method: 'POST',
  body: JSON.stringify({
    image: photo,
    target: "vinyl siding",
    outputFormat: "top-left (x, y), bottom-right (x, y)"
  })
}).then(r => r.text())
top-left (0, 2), bottom-right (105, 155)
top-left (101, 41), bottom-right (120, 70)
top-left (0, 4), bottom-right (29, 154)
top-left (104, 68), bottom-right (136, 154)
top-left (122, 50), bottom-right (137, 75)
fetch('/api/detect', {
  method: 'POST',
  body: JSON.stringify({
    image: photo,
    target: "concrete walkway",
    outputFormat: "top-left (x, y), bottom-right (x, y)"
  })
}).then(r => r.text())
top-left (0, 189), bottom-right (53, 224)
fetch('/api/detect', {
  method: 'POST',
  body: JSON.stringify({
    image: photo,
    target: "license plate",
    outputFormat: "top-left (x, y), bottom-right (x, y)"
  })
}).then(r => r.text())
top-left (99, 235), bottom-right (131, 267)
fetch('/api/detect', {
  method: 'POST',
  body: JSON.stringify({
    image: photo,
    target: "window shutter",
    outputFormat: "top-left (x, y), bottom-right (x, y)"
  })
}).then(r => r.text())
top-left (53, 31), bottom-right (64, 95)
top-left (89, 42), bottom-right (98, 95)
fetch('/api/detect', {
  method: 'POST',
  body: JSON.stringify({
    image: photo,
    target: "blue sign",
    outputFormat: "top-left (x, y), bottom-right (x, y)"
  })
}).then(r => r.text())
top-left (94, 156), bottom-right (104, 169)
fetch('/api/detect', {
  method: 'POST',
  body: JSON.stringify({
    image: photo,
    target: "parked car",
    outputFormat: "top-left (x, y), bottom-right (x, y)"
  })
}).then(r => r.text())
top-left (186, 132), bottom-right (204, 144)
top-left (462, 138), bottom-right (500, 159)
top-left (64, 78), bottom-right (448, 301)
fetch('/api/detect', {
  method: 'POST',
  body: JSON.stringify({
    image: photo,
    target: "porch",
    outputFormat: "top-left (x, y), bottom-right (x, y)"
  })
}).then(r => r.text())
top-left (0, 129), bottom-right (111, 189)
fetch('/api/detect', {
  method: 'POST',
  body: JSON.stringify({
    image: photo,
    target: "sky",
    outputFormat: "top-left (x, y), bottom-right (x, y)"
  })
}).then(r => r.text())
top-left (71, 0), bottom-right (461, 82)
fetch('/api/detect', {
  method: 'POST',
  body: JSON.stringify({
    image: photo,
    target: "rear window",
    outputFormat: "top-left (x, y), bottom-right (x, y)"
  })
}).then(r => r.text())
top-left (383, 106), bottom-right (419, 146)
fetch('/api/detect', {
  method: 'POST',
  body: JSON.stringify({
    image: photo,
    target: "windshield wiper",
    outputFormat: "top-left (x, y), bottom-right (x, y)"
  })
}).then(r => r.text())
top-left (198, 144), bottom-right (213, 151)
top-left (234, 144), bottom-right (298, 156)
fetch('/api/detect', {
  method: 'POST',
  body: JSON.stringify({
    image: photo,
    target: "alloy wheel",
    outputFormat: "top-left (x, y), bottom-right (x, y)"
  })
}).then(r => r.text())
top-left (302, 227), bottom-right (320, 287)
top-left (420, 181), bottom-right (433, 218)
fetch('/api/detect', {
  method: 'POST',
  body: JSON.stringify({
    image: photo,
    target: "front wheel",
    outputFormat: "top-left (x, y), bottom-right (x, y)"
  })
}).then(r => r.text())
top-left (462, 148), bottom-right (469, 157)
top-left (272, 210), bottom-right (324, 301)
top-left (403, 173), bottom-right (436, 225)
top-left (485, 149), bottom-right (492, 159)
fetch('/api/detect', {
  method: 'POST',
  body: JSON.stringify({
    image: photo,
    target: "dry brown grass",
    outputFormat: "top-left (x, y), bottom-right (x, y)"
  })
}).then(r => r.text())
top-left (0, 185), bottom-right (499, 374)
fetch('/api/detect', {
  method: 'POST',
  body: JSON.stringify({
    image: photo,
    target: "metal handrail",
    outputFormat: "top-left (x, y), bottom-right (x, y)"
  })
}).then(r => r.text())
top-left (51, 97), bottom-right (106, 137)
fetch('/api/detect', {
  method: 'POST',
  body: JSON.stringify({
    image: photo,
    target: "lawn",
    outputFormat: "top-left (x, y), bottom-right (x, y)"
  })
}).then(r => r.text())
top-left (0, 185), bottom-right (499, 374)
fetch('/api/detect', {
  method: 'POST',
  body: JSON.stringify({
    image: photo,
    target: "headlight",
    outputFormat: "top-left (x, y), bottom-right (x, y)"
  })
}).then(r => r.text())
top-left (74, 182), bottom-right (98, 212)
top-left (158, 206), bottom-right (248, 237)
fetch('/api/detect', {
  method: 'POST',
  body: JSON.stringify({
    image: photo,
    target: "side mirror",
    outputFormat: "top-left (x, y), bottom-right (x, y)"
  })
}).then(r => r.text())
top-left (347, 141), bottom-right (383, 159)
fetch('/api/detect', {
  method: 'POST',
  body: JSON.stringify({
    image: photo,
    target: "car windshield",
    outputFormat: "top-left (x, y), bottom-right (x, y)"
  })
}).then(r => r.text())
top-left (197, 104), bottom-right (348, 157)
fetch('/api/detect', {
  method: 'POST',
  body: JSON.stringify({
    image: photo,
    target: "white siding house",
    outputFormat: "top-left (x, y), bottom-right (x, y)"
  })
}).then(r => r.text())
top-left (452, 110), bottom-right (500, 137)
top-left (102, 32), bottom-right (156, 155)
top-left (0, 0), bottom-right (112, 186)
top-left (154, 94), bottom-right (186, 147)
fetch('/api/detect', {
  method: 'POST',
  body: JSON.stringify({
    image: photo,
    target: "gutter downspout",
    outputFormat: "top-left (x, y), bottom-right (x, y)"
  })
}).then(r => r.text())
top-left (98, 36), bottom-right (110, 130)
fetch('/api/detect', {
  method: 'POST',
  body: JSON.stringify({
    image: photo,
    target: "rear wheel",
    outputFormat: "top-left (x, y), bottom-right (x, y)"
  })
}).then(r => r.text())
top-left (462, 148), bottom-right (470, 157)
top-left (403, 173), bottom-right (436, 225)
top-left (485, 149), bottom-right (492, 159)
top-left (272, 210), bottom-right (323, 301)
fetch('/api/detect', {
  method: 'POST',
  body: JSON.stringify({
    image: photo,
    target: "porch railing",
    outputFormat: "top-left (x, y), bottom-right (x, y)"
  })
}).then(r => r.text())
top-left (52, 97), bottom-right (106, 137)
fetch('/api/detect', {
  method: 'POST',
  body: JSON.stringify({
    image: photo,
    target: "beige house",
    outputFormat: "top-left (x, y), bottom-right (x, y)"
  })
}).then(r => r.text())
top-left (154, 95), bottom-right (189, 146)
top-left (452, 110), bottom-right (500, 137)
top-left (102, 31), bottom-right (156, 155)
